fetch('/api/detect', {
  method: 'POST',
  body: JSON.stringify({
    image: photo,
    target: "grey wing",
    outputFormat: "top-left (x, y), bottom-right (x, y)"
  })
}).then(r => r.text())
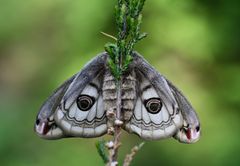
top-left (166, 79), bottom-right (200, 143)
top-left (35, 53), bottom-right (108, 139)
top-left (35, 74), bottom-right (76, 139)
top-left (124, 52), bottom-right (184, 140)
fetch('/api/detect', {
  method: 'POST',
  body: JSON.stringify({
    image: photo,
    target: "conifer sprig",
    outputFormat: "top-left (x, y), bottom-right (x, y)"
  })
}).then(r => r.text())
top-left (97, 1), bottom-right (147, 165)
top-left (105, 0), bottom-right (147, 80)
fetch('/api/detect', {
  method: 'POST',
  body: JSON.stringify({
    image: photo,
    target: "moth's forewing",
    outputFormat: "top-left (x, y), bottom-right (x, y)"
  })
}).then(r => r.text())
top-left (166, 79), bottom-right (200, 143)
top-left (35, 75), bottom-right (76, 139)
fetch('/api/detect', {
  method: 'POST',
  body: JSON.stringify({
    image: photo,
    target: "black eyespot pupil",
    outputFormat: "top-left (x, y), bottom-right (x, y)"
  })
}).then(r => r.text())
top-left (196, 126), bottom-right (200, 132)
top-left (150, 103), bottom-right (159, 112)
top-left (80, 99), bottom-right (90, 109)
top-left (36, 119), bottom-right (40, 125)
top-left (145, 98), bottom-right (162, 114)
top-left (77, 95), bottom-right (95, 111)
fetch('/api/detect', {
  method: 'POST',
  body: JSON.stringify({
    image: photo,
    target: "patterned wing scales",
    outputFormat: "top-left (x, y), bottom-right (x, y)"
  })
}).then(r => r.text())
top-left (122, 52), bottom-right (186, 140)
top-left (35, 53), bottom-right (108, 139)
top-left (124, 70), bottom-right (183, 140)
top-left (54, 76), bottom-right (107, 138)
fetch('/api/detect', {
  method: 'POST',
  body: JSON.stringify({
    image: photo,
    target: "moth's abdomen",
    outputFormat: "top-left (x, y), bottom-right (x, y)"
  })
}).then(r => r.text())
top-left (103, 70), bottom-right (136, 124)
top-left (121, 72), bottom-right (137, 120)
top-left (103, 71), bottom-right (117, 112)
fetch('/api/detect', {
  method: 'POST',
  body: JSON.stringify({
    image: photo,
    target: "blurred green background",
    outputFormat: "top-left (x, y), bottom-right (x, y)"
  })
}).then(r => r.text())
top-left (1, 0), bottom-right (240, 165)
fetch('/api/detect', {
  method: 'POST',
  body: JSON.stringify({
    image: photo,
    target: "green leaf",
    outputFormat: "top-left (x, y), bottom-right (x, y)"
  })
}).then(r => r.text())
top-left (95, 140), bottom-right (109, 164)
top-left (104, 43), bottom-right (118, 60)
top-left (123, 54), bottom-right (133, 72)
top-left (101, 32), bottom-right (117, 41)
top-left (138, 32), bottom-right (148, 41)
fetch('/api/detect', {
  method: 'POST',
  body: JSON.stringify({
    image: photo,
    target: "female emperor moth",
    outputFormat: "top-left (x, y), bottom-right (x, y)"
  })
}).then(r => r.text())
top-left (35, 52), bottom-right (200, 143)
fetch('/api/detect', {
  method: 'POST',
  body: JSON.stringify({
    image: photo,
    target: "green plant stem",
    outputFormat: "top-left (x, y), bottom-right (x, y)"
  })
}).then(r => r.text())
top-left (105, 0), bottom-right (147, 80)
top-left (103, 0), bottom-right (147, 165)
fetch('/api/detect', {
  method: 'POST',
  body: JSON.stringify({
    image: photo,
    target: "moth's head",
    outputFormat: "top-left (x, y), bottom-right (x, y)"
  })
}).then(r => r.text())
top-left (174, 120), bottom-right (200, 144)
top-left (34, 105), bottom-right (64, 140)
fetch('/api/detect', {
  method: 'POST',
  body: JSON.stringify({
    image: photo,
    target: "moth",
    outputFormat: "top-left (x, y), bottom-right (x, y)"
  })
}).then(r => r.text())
top-left (35, 52), bottom-right (200, 143)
